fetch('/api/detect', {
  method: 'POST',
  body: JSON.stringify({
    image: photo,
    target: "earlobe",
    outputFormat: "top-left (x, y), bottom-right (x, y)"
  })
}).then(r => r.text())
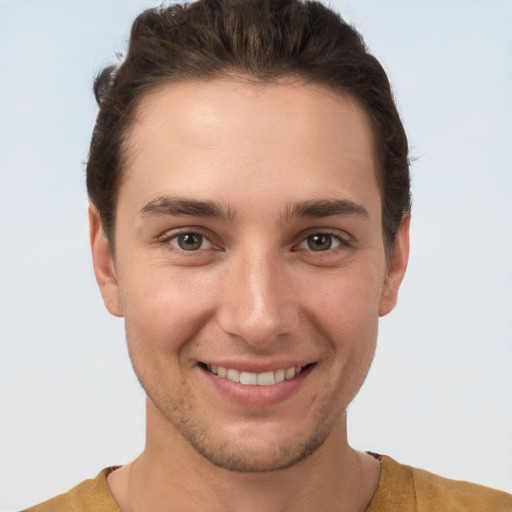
top-left (378, 213), bottom-right (410, 317)
top-left (88, 205), bottom-right (124, 318)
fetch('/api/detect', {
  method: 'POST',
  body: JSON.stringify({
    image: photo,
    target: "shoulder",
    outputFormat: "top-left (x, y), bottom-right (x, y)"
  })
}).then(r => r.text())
top-left (367, 454), bottom-right (512, 512)
top-left (21, 468), bottom-right (120, 512)
top-left (405, 461), bottom-right (512, 511)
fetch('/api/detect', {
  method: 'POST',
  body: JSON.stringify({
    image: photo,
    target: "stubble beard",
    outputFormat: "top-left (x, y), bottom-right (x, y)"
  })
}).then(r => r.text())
top-left (139, 373), bottom-right (338, 473)
top-left (128, 326), bottom-right (377, 474)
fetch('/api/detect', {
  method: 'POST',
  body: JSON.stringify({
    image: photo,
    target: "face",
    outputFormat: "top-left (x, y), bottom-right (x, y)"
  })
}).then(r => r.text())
top-left (90, 78), bottom-right (409, 472)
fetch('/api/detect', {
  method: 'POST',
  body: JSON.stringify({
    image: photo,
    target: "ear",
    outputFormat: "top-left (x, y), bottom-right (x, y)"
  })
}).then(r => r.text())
top-left (89, 205), bottom-right (124, 317)
top-left (379, 213), bottom-right (410, 317)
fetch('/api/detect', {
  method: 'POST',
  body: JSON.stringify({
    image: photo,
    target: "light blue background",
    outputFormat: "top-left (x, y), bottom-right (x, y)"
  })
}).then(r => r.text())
top-left (1, 1), bottom-right (511, 510)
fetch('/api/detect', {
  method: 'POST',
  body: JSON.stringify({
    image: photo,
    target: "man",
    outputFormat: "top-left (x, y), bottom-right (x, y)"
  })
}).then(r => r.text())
top-left (23, 0), bottom-right (512, 510)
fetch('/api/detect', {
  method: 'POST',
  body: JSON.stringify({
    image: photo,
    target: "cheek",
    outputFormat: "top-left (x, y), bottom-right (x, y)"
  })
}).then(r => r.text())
top-left (302, 265), bottom-right (383, 337)
top-left (316, 277), bottom-right (381, 390)
top-left (117, 262), bottom-right (218, 353)
top-left (301, 266), bottom-right (382, 390)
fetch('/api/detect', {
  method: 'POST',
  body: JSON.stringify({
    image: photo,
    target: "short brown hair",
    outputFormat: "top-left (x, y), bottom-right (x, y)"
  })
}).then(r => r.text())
top-left (86, 0), bottom-right (411, 254)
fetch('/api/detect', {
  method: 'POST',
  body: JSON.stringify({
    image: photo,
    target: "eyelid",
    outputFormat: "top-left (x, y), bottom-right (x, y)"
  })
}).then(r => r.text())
top-left (169, 233), bottom-right (214, 250)
top-left (158, 227), bottom-right (220, 251)
top-left (294, 229), bottom-right (352, 251)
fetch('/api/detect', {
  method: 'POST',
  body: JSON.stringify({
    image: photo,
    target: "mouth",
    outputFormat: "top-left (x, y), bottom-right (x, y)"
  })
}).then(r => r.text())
top-left (200, 363), bottom-right (315, 386)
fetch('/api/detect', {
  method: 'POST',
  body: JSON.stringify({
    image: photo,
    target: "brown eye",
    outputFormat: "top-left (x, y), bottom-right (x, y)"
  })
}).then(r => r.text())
top-left (170, 232), bottom-right (212, 251)
top-left (307, 234), bottom-right (333, 251)
top-left (297, 233), bottom-right (344, 252)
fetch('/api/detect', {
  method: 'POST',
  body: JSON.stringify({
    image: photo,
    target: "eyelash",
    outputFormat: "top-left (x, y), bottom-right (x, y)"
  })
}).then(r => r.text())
top-left (159, 229), bottom-right (218, 253)
top-left (158, 229), bottom-right (351, 254)
top-left (294, 230), bottom-right (351, 254)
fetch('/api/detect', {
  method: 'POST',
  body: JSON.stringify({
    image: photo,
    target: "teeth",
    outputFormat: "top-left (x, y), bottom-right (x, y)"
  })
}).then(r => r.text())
top-left (206, 364), bottom-right (305, 386)
top-left (274, 369), bottom-right (285, 383)
top-left (226, 368), bottom-right (240, 383)
top-left (257, 371), bottom-right (275, 386)
top-left (285, 367), bottom-right (296, 380)
top-left (240, 371), bottom-right (258, 385)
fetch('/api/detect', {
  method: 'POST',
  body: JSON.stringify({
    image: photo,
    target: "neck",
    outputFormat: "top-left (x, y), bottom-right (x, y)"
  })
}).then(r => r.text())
top-left (108, 401), bottom-right (380, 512)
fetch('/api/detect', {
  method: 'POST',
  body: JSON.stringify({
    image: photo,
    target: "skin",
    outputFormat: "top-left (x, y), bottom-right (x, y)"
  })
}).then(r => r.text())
top-left (90, 78), bottom-right (410, 512)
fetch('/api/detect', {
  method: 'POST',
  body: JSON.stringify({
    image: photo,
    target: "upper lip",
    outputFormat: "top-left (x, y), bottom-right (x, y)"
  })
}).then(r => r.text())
top-left (199, 360), bottom-right (316, 373)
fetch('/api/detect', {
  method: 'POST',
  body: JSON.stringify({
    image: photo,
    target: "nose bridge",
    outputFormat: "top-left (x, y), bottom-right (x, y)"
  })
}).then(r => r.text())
top-left (218, 244), bottom-right (296, 346)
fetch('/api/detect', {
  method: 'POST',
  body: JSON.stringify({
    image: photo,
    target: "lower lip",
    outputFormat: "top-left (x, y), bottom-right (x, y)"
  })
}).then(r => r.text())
top-left (200, 365), bottom-right (314, 408)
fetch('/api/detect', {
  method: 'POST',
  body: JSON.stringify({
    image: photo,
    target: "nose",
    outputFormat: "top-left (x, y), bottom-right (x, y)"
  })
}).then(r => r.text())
top-left (216, 250), bottom-right (299, 349)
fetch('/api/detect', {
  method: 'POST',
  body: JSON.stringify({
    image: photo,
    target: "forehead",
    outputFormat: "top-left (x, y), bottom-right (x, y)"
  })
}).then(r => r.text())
top-left (119, 78), bottom-right (381, 221)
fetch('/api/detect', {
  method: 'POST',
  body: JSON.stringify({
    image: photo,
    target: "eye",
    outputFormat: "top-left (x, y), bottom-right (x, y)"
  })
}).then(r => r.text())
top-left (168, 232), bottom-right (214, 251)
top-left (297, 233), bottom-right (344, 252)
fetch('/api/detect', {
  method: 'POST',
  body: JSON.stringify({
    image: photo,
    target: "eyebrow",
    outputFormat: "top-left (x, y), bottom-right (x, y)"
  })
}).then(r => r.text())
top-left (282, 199), bottom-right (369, 222)
top-left (140, 196), bottom-right (236, 220)
top-left (140, 196), bottom-right (367, 223)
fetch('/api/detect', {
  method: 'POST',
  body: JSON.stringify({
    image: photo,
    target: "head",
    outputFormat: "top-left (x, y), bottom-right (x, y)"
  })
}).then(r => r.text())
top-left (86, 0), bottom-right (410, 258)
top-left (88, 0), bottom-right (411, 474)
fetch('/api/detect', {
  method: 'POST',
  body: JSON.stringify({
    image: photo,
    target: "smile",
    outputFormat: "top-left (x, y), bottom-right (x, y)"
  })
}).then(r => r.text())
top-left (205, 364), bottom-right (307, 386)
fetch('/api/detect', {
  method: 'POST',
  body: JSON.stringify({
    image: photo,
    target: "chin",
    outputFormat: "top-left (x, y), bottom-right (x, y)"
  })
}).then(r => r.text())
top-left (147, 387), bottom-right (340, 474)
top-left (181, 421), bottom-right (332, 473)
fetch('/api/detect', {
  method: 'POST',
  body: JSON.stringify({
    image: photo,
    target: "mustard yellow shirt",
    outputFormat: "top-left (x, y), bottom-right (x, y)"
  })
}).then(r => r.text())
top-left (22, 455), bottom-right (512, 512)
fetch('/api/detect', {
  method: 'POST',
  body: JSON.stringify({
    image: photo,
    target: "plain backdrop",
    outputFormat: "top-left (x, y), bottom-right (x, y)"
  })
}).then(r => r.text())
top-left (1, 1), bottom-right (511, 510)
